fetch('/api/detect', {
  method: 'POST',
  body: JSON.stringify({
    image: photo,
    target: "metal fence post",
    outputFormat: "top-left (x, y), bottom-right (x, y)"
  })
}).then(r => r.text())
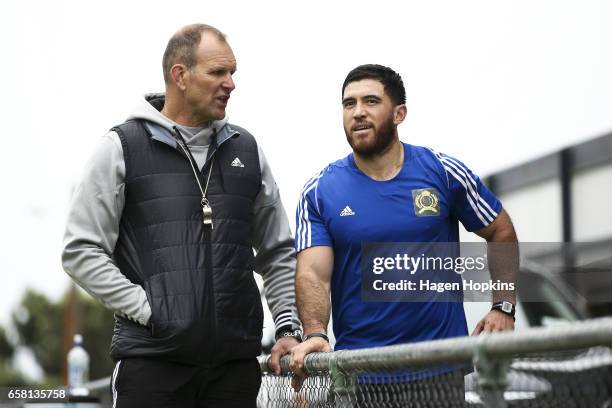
top-left (329, 352), bottom-right (356, 407)
top-left (474, 336), bottom-right (509, 408)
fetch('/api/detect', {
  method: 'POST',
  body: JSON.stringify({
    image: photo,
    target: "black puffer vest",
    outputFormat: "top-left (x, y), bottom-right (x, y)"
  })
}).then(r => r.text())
top-left (109, 120), bottom-right (263, 366)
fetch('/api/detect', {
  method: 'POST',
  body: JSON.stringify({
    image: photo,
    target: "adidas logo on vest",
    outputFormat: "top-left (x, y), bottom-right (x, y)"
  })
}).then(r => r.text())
top-left (339, 206), bottom-right (355, 216)
top-left (231, 157), bottom-right (245, 168)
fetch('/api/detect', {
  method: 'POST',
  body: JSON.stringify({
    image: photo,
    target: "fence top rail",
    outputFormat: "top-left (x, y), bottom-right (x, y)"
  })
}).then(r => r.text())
top-left (259, 316), bottom-right (612, 375)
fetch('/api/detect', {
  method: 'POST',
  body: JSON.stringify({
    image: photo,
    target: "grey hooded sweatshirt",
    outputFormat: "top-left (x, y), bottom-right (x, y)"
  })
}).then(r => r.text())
top-left (62, 94), bottom-right (299, 334)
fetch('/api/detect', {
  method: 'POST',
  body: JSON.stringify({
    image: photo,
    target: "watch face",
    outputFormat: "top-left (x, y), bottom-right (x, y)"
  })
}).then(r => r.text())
top-left (502, 302), bottom-right (513, 313)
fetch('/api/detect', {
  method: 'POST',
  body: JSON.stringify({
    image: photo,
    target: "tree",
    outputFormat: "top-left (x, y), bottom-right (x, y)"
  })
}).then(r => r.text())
top-left (12, 289), bottom-right (63, 379)
top-left (11, 287), bottom-right (115, 385)
top-left (0, 325), bottom-right (27, 386)
top-left (0, 326), bottom-right (13, 361)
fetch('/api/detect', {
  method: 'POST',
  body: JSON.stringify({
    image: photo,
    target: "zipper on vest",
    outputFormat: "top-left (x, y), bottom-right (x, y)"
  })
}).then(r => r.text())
top-left (172, 126), bottom-right (219, 363)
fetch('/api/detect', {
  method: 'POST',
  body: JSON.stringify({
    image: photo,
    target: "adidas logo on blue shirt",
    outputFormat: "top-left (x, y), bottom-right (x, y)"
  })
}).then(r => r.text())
top-left (339, 206), bottom-right (355, 216)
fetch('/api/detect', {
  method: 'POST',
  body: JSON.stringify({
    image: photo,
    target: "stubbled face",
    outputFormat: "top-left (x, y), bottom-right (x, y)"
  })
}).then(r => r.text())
top-left (183, 34), bottom-right (237, 123)
top-left (342, 79), bottom-right (398, 157)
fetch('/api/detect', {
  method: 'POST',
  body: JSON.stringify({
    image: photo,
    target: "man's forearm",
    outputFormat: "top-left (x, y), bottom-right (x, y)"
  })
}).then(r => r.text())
top-left (296, 268), bottom-right (330, 334)
top-left (488, 229), bottom-right (519, 304)
top-left (253, 144), bottom-right (301, 332)
top-left (253, 201), bottom-right (299, 331)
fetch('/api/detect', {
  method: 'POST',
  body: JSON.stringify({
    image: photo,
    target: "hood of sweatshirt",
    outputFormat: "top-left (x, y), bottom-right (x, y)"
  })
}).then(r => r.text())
top-left (125, 93), bottom-right (238, 149)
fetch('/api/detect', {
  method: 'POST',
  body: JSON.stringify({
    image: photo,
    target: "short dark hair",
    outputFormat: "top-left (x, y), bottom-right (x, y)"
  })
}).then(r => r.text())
top-left (162, 24), bottom-right (227, 84)
top-left (342, 64), bottom-right (406, 106)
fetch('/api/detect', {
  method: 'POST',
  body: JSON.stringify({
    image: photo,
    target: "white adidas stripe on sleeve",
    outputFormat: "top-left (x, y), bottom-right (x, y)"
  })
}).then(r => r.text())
top-left (440, 158), bottom-right (496, 223)
top-left (297, 171), bottom-right (323, 251)
top-left (429, 149), bottom-right (498, 226)
top-left (441, 163), bottom-right (490, 225)
top-left (441, 154), bottom-right (498, 220)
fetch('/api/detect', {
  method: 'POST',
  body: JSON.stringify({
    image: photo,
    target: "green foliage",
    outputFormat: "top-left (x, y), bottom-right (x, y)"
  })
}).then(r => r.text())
top-left (12, 289), bottom-right (64, 377)
top-left (0, 367), bottom-right (28, 387)
top-left (0, 326), bottom-right (13, 361)
top-left (9, 287), bottom-right (115, 385)
top-left (0, 325), bottom-right (26, 387)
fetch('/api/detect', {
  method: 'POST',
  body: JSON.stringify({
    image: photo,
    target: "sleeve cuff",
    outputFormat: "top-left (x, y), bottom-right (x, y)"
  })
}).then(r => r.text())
top-left (274, 310), bottom-right (294, 330)
top-left (137, 302), bottom-right (152, 326)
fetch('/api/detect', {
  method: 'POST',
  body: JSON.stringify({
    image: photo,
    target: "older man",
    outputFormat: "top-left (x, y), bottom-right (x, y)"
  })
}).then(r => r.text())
top-left (62, 24), bottom-right (300, 407)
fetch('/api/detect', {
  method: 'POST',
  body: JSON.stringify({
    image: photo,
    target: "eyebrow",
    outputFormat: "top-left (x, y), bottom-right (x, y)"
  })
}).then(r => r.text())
top-left (209, 64), bottom-right (237, 72)
top-left (363, 94), bottom-right (382, 100)
top-left (342, 94), bottom-right (382, 104)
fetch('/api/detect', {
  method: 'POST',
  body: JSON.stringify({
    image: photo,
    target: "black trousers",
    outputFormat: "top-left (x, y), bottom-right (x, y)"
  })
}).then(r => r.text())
top-left (110, 357), bottom-right (261, 408)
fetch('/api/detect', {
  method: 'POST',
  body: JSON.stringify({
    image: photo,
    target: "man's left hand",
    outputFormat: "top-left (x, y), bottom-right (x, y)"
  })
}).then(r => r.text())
top-left (471, 309), bottom-right (515, 335)
top-left (270, 337), bottom-right (301, 375)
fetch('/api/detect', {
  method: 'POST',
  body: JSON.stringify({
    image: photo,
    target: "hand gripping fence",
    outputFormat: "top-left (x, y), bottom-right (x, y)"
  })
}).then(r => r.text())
top-left (258, 317), bottom-right (612, 408)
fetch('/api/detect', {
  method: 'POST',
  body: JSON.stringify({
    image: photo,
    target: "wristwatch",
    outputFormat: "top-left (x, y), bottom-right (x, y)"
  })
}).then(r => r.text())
top-left (491, 301), bottom-right (516, 321)
top-left (275, 328), bottom-right (303, 342)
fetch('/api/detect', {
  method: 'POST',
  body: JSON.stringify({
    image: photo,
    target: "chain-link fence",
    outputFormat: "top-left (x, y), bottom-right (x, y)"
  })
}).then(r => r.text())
top-left (80, 317), bottom-right (612, 407)
top-left (257, 317), bottom-right (612, 408)
top-left (259, 364), bottom-right (468, 407)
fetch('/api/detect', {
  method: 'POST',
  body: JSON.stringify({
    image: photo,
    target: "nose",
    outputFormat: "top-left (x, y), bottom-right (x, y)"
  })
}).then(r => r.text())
top-left (222, 74), bottom-right (235, 92)
top-left (353, 101), bottom-right (366, 119)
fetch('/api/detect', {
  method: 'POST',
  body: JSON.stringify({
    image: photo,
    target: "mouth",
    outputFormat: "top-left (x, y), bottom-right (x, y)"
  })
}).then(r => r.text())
top-left (216, 95), bottom-right (230, 105)
top-left (352, 123), bottom-right (373, 133)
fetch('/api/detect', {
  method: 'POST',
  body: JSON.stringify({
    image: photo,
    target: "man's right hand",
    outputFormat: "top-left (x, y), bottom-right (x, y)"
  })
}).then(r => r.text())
top-left (289, 337), bottom-right (332, 392)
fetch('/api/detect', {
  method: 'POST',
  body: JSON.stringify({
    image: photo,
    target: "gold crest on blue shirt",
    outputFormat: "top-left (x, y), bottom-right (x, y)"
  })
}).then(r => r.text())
top-left (412, 188), bottom-right (440, 217)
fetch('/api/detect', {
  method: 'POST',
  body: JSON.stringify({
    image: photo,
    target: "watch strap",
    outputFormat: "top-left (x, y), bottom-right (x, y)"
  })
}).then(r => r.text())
top-left (304, 332), bottom-right (329, 343)
top-left (275, 327), bottom-right (302, 342)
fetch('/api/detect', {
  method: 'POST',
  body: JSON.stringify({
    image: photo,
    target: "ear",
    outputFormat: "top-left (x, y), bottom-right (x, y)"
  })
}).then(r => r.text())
top-left (393, 104), bottom-right (407, 125)
top-left (170, 64), bottom-right (188, 91)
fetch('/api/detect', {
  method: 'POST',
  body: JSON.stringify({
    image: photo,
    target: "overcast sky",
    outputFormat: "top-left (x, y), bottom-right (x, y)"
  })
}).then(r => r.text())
top-left (1, 0), bottom-right (611, 325)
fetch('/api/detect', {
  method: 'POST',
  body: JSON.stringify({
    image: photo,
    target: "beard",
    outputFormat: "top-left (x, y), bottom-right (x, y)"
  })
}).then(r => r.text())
top-left (345, 115), bottom-right (397, 158)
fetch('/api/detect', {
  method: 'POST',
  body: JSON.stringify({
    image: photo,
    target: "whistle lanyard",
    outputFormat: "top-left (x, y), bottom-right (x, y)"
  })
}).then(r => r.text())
top-left (173, 127), bottom-right (215, 229)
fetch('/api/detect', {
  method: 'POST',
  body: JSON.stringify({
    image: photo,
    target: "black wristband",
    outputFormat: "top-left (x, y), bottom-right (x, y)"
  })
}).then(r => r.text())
top-left (304, 332), bottom-right (329, 343)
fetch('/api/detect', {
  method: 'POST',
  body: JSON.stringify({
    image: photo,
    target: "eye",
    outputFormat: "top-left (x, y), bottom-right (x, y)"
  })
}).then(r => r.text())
top-left (366, 98), bottom-right (379, 105)
top-left (343, 100), bottom-right (355, 108)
